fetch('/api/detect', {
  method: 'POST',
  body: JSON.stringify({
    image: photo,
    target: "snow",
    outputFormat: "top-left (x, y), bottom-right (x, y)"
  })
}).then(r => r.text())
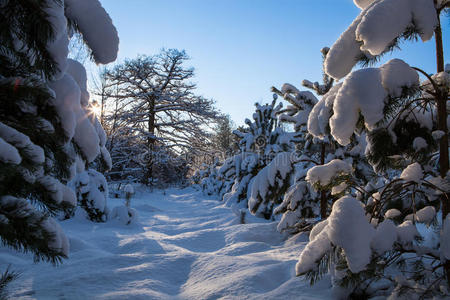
top-left (61, 184), bottom-right (77, 207)
top-left (100, 146), bottom-right (112, 169)
top-left (1, 188), bottom-right (333, 299)
top-left (330, 67), bottom-right (386, 145)
top-left (307, 83), bottom-right (342, 139)
top-left (325, 0), bottom-right (437, 79)
top-left (371, 219), bottom-right (397, 254)
top-left (124, 184), bottom-right (134, 194)
top-left (248, 152), bottom-right (293, 215)
top-left (0, 122), bottom-right (45, 164)
top-left (48, 74), bottom-right (80, 139)
top-left (326, 196), bottom-right (375, 273)
top-left (38, 176), bottom-right (64, 205)
top-left (296, 196), bottom-right (376, 274)
top-left (413, 137), bottom-right (427, 151)
top-left (306, 159), bottom-right (352, 187)
top-left (281, 83), bottom-right (300, 95)
top-left (400, 162), bottom-right (423, 183)
top-left (324, 7), bottom-right (372, 80)
top-left (65, 0), bottom-right (119, 64)
top-left (44, 0), bottom-right (69, 79)
top-left (47, 2), bottom-right (114, 162)
top-left (310, 220), bottom-right (328, 241)
top-left (110, 205), bottom-right (138, 225)
top-left (433, 130), bottom-right (446, 140)
top-left (328, 59), bottom-right (418, 146)
top-left (379, 59), bottom-right (419, 98)
top-left (66, 59), bottom-right (89, 106)
top-left (385, 208), bottom-right (401, 219)
top-left (295, 225), bottom-right (331, 275)
top-left (0, 137), bottom-right (21, 164)
top-left (357, 0), bottom-right (416, 56)
top-left (396, 220), bottom-right (420, 245)
top-left (41, 218), bottom-right (70, 257)
top-left (353, 0), bottom-right (375, 9)
top-left (331, 182), bottom-right (347, 195)
top-left (415, 206), bottom-right (436, 224)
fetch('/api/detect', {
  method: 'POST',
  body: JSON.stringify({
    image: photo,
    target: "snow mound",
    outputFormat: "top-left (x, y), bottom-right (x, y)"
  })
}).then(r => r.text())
top-left (110, 205), bottom-right (138, 225)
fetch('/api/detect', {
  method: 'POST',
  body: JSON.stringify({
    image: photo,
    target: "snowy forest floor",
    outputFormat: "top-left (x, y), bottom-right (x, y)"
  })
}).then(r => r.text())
top-left (1, 187), bottom-right (332, 299)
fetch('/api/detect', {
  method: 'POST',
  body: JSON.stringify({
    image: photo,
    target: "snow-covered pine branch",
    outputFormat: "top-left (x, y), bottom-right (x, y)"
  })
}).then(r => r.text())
top-left (295, 1), bottom-right (450, 297)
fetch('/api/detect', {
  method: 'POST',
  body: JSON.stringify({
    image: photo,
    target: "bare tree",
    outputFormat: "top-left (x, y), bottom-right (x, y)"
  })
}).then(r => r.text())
top-left (103, 49), bottom-right (219, 184)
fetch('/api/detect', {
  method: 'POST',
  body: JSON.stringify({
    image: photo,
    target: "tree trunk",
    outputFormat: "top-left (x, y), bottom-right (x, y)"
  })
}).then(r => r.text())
top-left (320, 142), bottom-right (327, 219)
top-left (144, 96), bottom-right (157, 185)
top-left (434, 9), bottom-right (450, 286)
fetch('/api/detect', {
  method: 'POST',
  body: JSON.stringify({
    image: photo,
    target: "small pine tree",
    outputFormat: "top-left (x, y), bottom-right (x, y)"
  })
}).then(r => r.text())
top-left (222, 97), bottom-right (295, 219)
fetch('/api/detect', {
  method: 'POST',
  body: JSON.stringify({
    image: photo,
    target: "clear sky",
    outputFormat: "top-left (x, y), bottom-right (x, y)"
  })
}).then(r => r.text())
top-left (99, 0), bottom-right (449, 126)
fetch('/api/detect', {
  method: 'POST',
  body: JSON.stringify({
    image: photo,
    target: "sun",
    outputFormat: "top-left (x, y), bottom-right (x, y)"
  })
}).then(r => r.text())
top-left (90, 101), bottom-right (102, 117)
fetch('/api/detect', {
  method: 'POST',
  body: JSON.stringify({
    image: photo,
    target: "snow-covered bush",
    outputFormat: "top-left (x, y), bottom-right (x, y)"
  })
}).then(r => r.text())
top-left (295, 1), bottom-right (450, 298)
top-left (70, 169), bottom-right (109, 222)
top-left (0, 0), bottom-right (118, 268)
top-left (110, 184), bottom-right (137, 225)
top-left (110, 205), bottom-right (138, 225)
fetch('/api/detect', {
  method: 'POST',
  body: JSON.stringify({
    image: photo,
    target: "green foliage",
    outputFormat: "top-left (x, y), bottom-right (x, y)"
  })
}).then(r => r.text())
top-left (0, 0), bottom-right (62, 78)
top-left (0, 196), bottom-right (67, 264)
top-left (0, 267), bottom-right (19, 300)
top-left (0, 0), bottom-right (76, 264)
top-left (71, 170), bottom-right (108, 222)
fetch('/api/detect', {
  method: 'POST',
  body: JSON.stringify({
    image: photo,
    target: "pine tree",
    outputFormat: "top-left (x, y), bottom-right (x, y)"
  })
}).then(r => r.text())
top-left (270, 82), bottom-right (322, 232)
top-left (1, 0), bottom-right (74, 265)
top-left (271, 48), bottom-right (373, 233)
top-left (0, 0), bottom-right (118, 283)
top-left (295, 1), bottom-right (450, 298)
top-left (212, 115), bottom-right (238, 157)
top-left (223, 97), bottom-right (295, 219)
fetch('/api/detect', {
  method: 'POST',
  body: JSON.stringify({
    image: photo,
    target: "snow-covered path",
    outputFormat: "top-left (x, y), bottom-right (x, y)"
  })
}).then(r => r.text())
top-left (2, 188), bottom-right (331, 299)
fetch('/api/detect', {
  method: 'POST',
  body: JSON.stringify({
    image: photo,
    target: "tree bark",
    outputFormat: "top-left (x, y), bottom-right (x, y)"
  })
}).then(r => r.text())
top-left (144, 96), bottom-right (157, 185)
top-left (434, 9), bottom-right (450, 286)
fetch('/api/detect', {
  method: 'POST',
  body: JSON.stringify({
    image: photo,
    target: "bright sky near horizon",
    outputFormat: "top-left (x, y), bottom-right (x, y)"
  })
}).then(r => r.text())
top-left (99, 0), bottom-right (449, 126)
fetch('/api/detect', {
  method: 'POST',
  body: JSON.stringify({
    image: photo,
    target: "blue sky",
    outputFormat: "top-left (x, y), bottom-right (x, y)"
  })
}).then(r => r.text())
top-left (99, 0), bottom-right (449, 126)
